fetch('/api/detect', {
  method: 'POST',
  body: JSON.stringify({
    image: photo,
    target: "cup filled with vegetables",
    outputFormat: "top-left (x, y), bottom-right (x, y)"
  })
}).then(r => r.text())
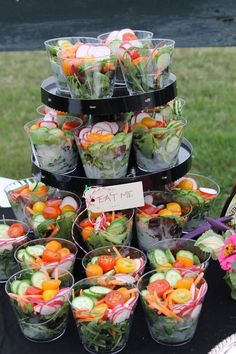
top-left (119, 38), bottom-right (175, 94)
top-left (44, 36), bottom-right (101, 94)
top-left (0, 219), bottom-right (30, 282)
top-left (4, 178), bottom-right (55, 222)
top-left (70, 275), bottom-right (139, 353)
top-left (131, 114), bottom-right (186, 172)
top-left (5, 267), bottom-right (74, 342)
top-left (24, 114), bottom-right (83, 174)
top-left (167, 173), bottom-right (220, 232)
top-left (136, 191), bottom-right (192, 251)
top-left (147, 238), bottom-right (211, 273)
top-left (74, 120), bottom-right (132, 178)
top-left (74, 209), bottom-right (134, 251)
top-left (58, 42), bottom-right (117, 99)
top-left (82, 245), bottom-right (146, 283)
top-left (24, 190), bottom-right (81, 240)
top-left (138, 269), bottom-right (207, 345)
top-left (15, 238), bottom-right (77, 274)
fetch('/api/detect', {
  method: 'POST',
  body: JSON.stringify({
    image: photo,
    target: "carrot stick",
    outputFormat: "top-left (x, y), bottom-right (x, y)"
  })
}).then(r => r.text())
top-left (79, 289), bottom-right (84, 296)
top-left (112, 246), bottom-right (122, 258)
top-left (26, 206), bottom-right (35, 215)
top-left (163, 289), bottom-right (174, 299)
top-left (194, 272), bottom-right (204, 286)
top-left (96, 298), bottom-right (106, 305)
top-left (111, 210), bottom-right (115, 221)
top-left (48, 226), bottom-right (60, 239)
top-left (124, 122), bottom-right (129, 133)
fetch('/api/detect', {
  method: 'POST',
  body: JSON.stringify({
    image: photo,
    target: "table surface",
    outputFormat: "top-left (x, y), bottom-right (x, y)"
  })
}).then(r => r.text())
top-left (0, 206), bottom-right (235, 354)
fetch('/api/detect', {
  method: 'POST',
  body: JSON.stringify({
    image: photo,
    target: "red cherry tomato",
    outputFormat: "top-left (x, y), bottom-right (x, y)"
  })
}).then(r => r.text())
top-left (172, 260), bottom-right (185, 268)
top-left (98, 255), bottom-right (116, 273)
top-left (62, 121), bottom-right (81, 131)
top-left (42, 249), bottom-right (61, 263)
top-left (46, 198), bottom-right (62, 208)
top-left (25, 286), bottom-right (43, 296)
top-left (79, 218), bottom-right (94, 228)
top-left (7, 223), bottom-right (25, 238)
top-left (43, 206), bottom-right (61, 219)
top-left (139, 204), bottom-right (160, 215)
top-left (155, 121), bottom-right (167, 128)
top-left (122, 33), bottom-right (138, 41)
top-left (147, 279), bottom-right (171, 297)
top-left (128, 48), bottom-right (139, 61)
top-left (104, 290), bottom-right (125, 309)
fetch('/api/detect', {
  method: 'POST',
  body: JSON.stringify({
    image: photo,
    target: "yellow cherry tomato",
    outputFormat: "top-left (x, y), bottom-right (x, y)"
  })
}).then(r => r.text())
top-left (61, 205), bottom-right (76, 213)
top-left (158, 208), bottom-right (173, 216)
top-left (45, 240), bottom-right (62, 252)
top-left (171, 288), bottom-right (192, 304)
top-left (42, 279), bottom-right (61, 291)
top-left (32, 201), bottom-right (46, 213)
top-left (115, 257), bottom-right (137, 274)
top-left (166, 202), bottom-right (182, 215)
top-left (42, 289), bottom-right (58, 301)
top-left (81, 226), bottom-right (94, 240)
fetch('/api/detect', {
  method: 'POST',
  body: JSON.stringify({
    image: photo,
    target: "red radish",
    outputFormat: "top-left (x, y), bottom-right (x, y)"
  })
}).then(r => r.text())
top-left (154, 112), bottom-right (164, 122)
top-left (60, 196), bottom-right (78, 211)
top-left (75, 44), bottom-right (91, 58)
top-left (78, 127), bottom-right (92, 141)
top-left (198, 187), bottom-right (218, 197)
top-left (92, 122), bottom-right (113, 133)
top-left (88, 46), bottom-right (111, 58)
top-left (114, 274), bottom-right (135, 284)
top-left (43, 112), bottom-right (57, 122)
top-left (124, 296), bottom-right (138, 309)
top-left (133, 258), bottom-right (145, 273)
top-left (108, 122), bottom-right (119, 134)
top-left (106, 31), bottom-right (119, 44)
top-left (117, 29), bottom-right (135, 40)
top-left (130, 116), bottom-right (136, 126)
top-left (136, 112), bottom-right (152, 123)
top-left (39, 304), bottom-right (60, 315)
top-left (46, 197), bottom-right (62, 207)
top-left (39, 121), bottom-right (58, 129)
top-left (112, 308), bottom-right (131, 324)
top-left (144, 194), bottom-right (154, 205)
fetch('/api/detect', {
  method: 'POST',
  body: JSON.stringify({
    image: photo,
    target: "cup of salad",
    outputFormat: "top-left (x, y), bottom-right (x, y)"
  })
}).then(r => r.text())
top-left (138, 269), bottom-right (208, 345)
top-left (119, 38), bottom-right (175, 94)
top-left (5, 267), bottom-right (74, 342)
top-left (167, 173), bottom-right (220, 231)
top-left (4, 178), bottom-right (55, 223)
top-left (136, 191), bottom-right (192, 251)
top-left (74, 209), bottom-right (134, 251)
top-left (58, 42), bottom-right (117, 99)
top-left (131, 115), bottom-right (186, 172)
top-left (75, 120), bottom-right (132, 178)
top-left (24, 114), bottom-right (83, 174)
top-left (44, 36), bottom-right (101, 94)
top-left (24, 190), bottom-right (81, 240)
top-left (82, 245), bottom-right (146, 283)
top-left (0, 219), bottom-right (30, 282)
top-left (147, 238), bottom-right (211, 273)
top-left (70, 275), bottom-right (139, 353)
top-left (15, 238), bottom-right (77, 274)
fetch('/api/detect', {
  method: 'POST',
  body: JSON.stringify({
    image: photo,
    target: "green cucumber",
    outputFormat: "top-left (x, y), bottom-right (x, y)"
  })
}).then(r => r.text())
top-left (165, 136), bottom-right (179, 153)
top-left (0, 225), bottom-right (10, 232)
top-left (149, 272), bottom-right (165, 283)
top-left (193, 255), bottom-right (201, 265)
top-left (17, 280), bottom-right (31, 296)
top-left (90, 257), bottom-right (99, 264)
top-left (16, 249), bottom-right (28, 262)
top-left (89, 286), bottom-right (112, 297)
top-left (22, 252), bottom-right (35, 263)
top-left (26, 245), bottom-right (45, 257)
top-left (11, 280), bottom-right (21, 294)
top-left (29, 182), bottom-right (38, 192)
top-left (71, 295), bottom-right (94, 311)
top-left (165, 248), bottom-right (175, 263)
top-left (176, 250), bottom-right (194, 261)
top-left (153, 249), bottom-right (169, 265)
top-left (165, 269), bottom-right (182, 287)
top-left (31, 271), bottom-right (48, 289)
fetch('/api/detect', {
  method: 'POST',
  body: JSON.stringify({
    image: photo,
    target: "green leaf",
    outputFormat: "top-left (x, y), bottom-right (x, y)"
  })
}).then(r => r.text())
top-left (229, 272), bottom-right (236, 289)
top-left (194, 230), bottom-right (224, 260)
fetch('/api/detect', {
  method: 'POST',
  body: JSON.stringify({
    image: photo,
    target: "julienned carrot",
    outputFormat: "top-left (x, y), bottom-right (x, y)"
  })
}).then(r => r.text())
top-left (96, 298), bottom-right (106, 305)
top-left (26, 206), bottom-right (35, 215)
top-left (124, 122), bottom-right (129, 133)
top-left (112, 246), bottom-right (122, 258)
top-left (163, 289), bottom-right (174, 299)
top-left (111, 210), bottom-right (115, 221)
top-left (80, 289), bottom-right (83, 296)
top-left (54, 267), bottom-right (59, 281)
top-left (194, 272), bottom-right (204, 286)
top-left (48, 226), bottom-right (60, 239)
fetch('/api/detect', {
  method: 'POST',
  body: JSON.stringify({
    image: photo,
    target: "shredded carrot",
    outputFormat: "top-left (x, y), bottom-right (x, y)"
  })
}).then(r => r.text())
top-left (194, 272), bottom-right (204, 286)
top-left (123, 122), bottom-right (129, 133)
top-left (111, 210), bottom-right (115, 221)
top-left (96, 298), bottom-right (106, 305)
top-left (79, 289), bottom-right (84, 296)
top-left (40, 265), bottom-right (50, 280)
top-left (154, 296), bottom-right (182, 321)
top-left (126, 288), bottom-right (138, 294)
top-left (112, 246), bottom-right (122, 258)
top-left (163, 289), bottom-right (174, 299)
top-left (48, 226), bottom-right (60, 239)
top-left (26, 206), bottom-right (35, 215)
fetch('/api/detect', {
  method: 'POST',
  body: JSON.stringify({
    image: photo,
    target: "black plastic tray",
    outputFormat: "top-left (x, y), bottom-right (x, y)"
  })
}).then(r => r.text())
top-left (41, 74), bottom-right (177, 115)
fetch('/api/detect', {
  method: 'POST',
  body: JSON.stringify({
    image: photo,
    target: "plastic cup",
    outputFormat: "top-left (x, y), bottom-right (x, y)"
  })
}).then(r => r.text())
top-left (132, 116), bottom-right (187, 172)
top-left (119, 38), bottom-right (175, 94)
top-left (44, 36), bottom-right (101, 94)
top-left (0, 219), bottom-right (30, 282)
top-left (69, 276), bottom-right (139, 353)
top-left (24, 190), bottom-right (82, 240)
top-left (136, 191), bottom-right (192, 251)
top-left (138, 269), bottom-right (208, 346)
top-left (146, 238), bottom-right (211, 272)
top-left (5, 268), bottom-right (74, 342)
top-left (73, 208), bottom-right (134, 251)
top-left (82, 245), bottom-right (147, 283)
top-left (74, 121), bottom-right (133, 178)
top-left (15, 238), bottom-right (78, 274)
top-left (24, 116), bottom-right (83, 174)
top-left (4, 177), bottom-right (55, 222)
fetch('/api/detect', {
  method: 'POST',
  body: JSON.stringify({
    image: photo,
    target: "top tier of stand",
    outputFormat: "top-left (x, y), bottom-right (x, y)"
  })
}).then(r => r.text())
top-left (41, 74), bottom-right (177, 115)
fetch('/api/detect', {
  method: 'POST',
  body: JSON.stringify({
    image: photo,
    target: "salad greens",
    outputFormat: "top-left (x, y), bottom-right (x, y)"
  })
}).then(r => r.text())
top-left (0, 248), bottom-right (18, 281)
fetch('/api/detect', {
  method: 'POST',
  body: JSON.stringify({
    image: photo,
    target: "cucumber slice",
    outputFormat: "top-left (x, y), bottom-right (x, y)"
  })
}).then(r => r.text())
top-left (31, 271), bottom-right (48, 289)
top-left (156, 52), bottom-right (171, 71)
top-left (26, 245), bottom-right (45, 257)
top-left (58, 39), bottom-right (72, 48)
top-left (166, 136), bottom-right (179, 153)
top-left (141, 290), bottom-right (149, 297)
top-left (16, 249), bottom-right (28, 262)
top-left (83, 289), bottom-right (98, 298)
top-left (10, 280), bottom-right (21, 294)
top-left (17, 281), bottom-right (31, 296)
top-left (149, 272), bottom-right (165, 283)
top-left (193, 255), bottom-right (201, 265)
top-left (176, 250), bottom-right (194, 261)
top-left (89, 286), bottom-right (112, 297)
top-left (165, 249), bottom-right (175, 264)
top-left (153, 249), bottom-right (169, 265)
top-left (32, 214), bottom-right (46, 228)
top-left (90, 257), bottom-right (99, 264)
top-left (165, 269), bottom-right (182, 287)
top-left (104, 270), bottom-right (116, 276)
top-left (0, 225), bottom-right (10, 232)
top-left (71, 295), bottom-right (94, 311)
top-left (29, 182), bottom-right (38, 192)
top-left (22, 252), bottom-right (35, 263)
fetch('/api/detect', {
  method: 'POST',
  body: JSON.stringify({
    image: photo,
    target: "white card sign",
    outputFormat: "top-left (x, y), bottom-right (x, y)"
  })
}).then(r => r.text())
top-left (84, 182), bottom-right (145, 212)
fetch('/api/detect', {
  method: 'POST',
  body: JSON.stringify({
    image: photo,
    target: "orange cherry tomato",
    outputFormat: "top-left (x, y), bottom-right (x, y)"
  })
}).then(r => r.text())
top-left (46, 198), bottom-right (62, 208)
top-left (104, 290), bottom-right (125, 309)
top-left (42, 279), bottom-right (61, 291)
top-left (61, 205), bottom-right (76, 213)
top-left (172, 260), bottom-right (185, 268)
top-left (85, 263), bottom-right (103, 277)
top-left (147, 279), bottom-right (171, 297)
top-left (141, 117), bottom-right (158, 129)
top-left (81, 226), bottom-right (94, 240)
top-left (176, 255), bottom-right (194, 267)
top-left (79, 218), bottom-right (94, 228)
top-left (58, 247), bottom-right (71, 259)
top-left (98, 255), bottom-right (116, 273)
top-left (62, 121), bottom-right (81, 130)
top-left (117, 287), bottom-right (130, 301)
top-left (42, 249), bottom-right (61, 263)
top-left (33, 185), bottom-right (48, 197)
top-left (43, 206), bottom-right (61, 219)
top-left (175, 277), bottom-right (194, 290)
top-left (7, 223), bottom-right (25, 238)
top-left (122, 33), bottom-right (138, 41)
top-left (45, 240), bottom-right (62, 252)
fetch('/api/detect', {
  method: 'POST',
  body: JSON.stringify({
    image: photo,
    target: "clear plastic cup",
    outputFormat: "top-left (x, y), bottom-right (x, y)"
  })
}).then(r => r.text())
top-left (132, 116), bottom-right (186, 172)
top-left (24, 116), bottom-right (83, 174)
top-left (70, 275), bottom-right (139, 353)
top-left (136, 191), bottom-right (192, 251)
top-left (82, 245), bottom-right (147, 283)
top-left (5, 268), bottom-right (74, 342)
top-left (0, 219), bottom-right (30, 282)
top-left (138, 269), bottom-right (208, 345)
top-left (119, 38), bottom-right (175, 94)
top-left (15, 238), bottom-right (78, 274)
top-left (44, 36), bottom-right (101, 94)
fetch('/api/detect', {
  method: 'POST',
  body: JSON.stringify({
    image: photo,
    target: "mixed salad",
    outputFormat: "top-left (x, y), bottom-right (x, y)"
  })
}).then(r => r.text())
top-left (70, 276), bottom-right (139, 353)
top-left (58, 43), bottom-right (117, 99)
top-left (138, 269), bottom-right (207, 345)
top-left (82, 246), bottom-right (146, 283)
top-left (136, 192), bottom-right (191, 251)
top-left (131, 114), bottom-right (186, 172)
top-left (168, 174), bottom-right (219, 231)
top-left (77, 209), bottom-right (134, 250)
top-left (25, 192), bottom-right (81, 240)
top-left (119, 38), bottom-right (175, 94)
top-left (15, 239), bottom-right (77, 274)
top-left (24, 113), bottom-right (82, 174)
top-left (75, 121), bottom-right (132, 178)
top-left (6, 268), bottom-right (73, 342)
top-left (5, 178), bottom-right (55, 222)
top-left (0, 220), bottom-right (29, 281)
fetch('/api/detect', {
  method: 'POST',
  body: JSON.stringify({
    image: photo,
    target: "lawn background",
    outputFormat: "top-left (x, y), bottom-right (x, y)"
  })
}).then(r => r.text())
top-left (0, 48), bottom-right (236, 215)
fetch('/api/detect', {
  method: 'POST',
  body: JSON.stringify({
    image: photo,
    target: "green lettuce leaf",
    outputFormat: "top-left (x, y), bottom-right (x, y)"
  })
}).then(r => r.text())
top-left (194, 230), bottom-right (225, 260)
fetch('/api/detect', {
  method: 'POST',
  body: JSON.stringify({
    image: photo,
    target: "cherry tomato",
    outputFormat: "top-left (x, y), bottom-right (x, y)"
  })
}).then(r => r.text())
top-left (128, 48), bottom-right (139, 60)
top-left (98, 255), bottom-right (116, 272)
top-left (139, 204), bottom-right (161, 215)
top-left (43, 206), bottom-right (61, 219)
top-left (155, 121), bottom-right (167, 128)
top-left (32, 201), bottom-right (46, 213)
top-left (46, 198), bottom-right (62, 208)
top-left (104, 290), bottom-right (125, 309)
top-left (81, 226), bottom-right (94, 240)
top-left (7, 223), bottom-right (25, 238)
top-left (25, 286), bottom-right (43, 296)
top-left (122, 33), bottom-right (138, 41)
top-left (147, 279), bottom-right (171, 297)
top-left (45, 240), bottom-right (62, 252)
top-left (172, 260), bottom-right (185, 268)
top-left (42, 249), bottom-right (61, 263)
top-left (33, 185), bottom-right (48, 197)
top-left (115, 257), bottom-right (137, 274)
top-left (171, 288), bottom-right (192, 304)
top-left (62, 121), bottom-right (81, 131)
top-left (79, 218), bottom-right (94, 228)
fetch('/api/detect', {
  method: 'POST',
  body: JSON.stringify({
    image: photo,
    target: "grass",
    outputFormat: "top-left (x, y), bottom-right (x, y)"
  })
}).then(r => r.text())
top-left (0, 48), bottom-right (236, 216)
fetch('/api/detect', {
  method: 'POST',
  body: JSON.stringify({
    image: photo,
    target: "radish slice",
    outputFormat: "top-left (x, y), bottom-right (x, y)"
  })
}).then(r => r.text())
top-left (106, 31), bottom-right (119, 44)
top-left (109, 122), bottom-right (119, 134)
top-left (190, 304), bottom-right (202, 319)
top-left (56, 287), bottom-right (71, 298)
top-left (78, 127), bottom-right (92, 141)
top-left (154, 112), bottom-right (164, 122)
top-left (88, 46), bottom-right (111, 58)
top-left (39, 121), bottom-right (58, 129)
top-left (130, 116), bottom-right (136, 126)
top-left (114, 274), bottom-right (135, 284)
top-left (39, 304), bottom-right (59, 315)
top-left (199, 187), bottom-right (218, 196)
top-left (117, 29), bottom-right (135, 40)
top-left (124, 296), bottom-right (138, 309)
top-left (43, 112), bottom-right (57, 122)
top-left (133, 258), bottom-right (144, 273)
top-left (136, 112), bottom-right (151, 123)
top-left (76, 44), bottom-right (91, 58)
top-left (60, 196), bottom-right (78, 211)
top-left (112, 308), bottom-right (131, 324)
top-left (92, 122), bottom-right (113, 133)
top-left (144, 194), bottom-right (154, 205)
